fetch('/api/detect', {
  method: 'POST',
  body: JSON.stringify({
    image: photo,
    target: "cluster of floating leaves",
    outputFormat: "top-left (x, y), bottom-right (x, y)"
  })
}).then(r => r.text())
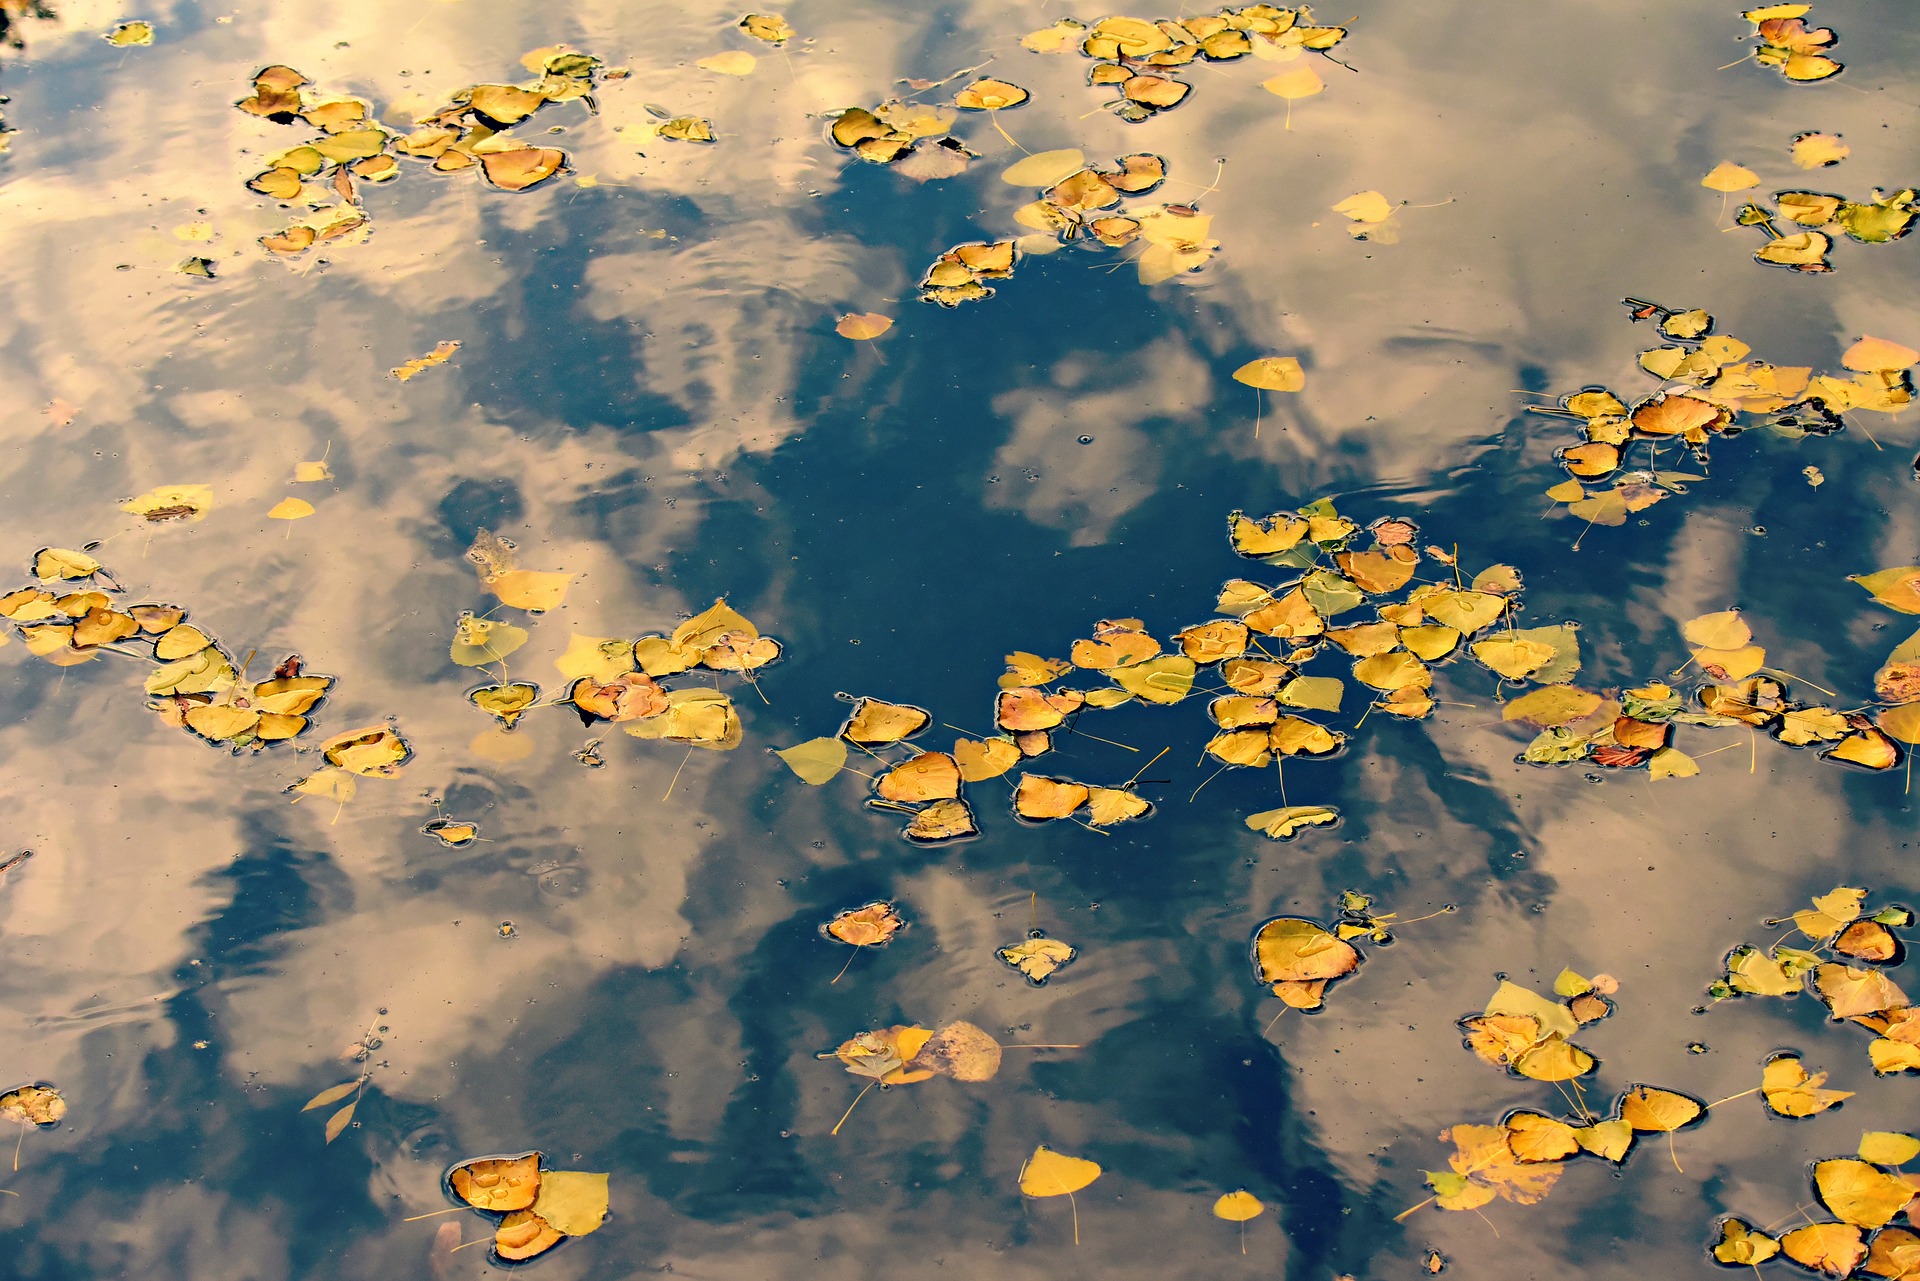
top-left (455, 530), bottom-right (781, 759)
top-left (1708, 886), bottom-right (1918, 1075)
top-left (1251, 891), bottom-right (1438, 1013)
top-left (918, 149), bottom-right (1221, 304)
top-left (1512, 595), bottom-right (1920, 781)
top-left (1713, 1133), bottom-right (1920, 1276)
top-left (1743, 4), bottom-right (1842, 82)
top-left (1536, 302), bottom-right (1915, 527)
top-left (1022, 7), bottom-right (1347, 123)
top-left (0, 549), bottom-right (347, 752)
top-left (1401, 970), bottom-right (1727, 1221)
top-left (441, 1153), bottom-right (610, 1263)
top-left (1739, 189), bottom-right (1914, 273)
top-left (823, 75), bottom-right (1027, 183)
top-left (779, 498), bottom-right (1567, 846)
top-left (238, 48), bottom-right (601, 256)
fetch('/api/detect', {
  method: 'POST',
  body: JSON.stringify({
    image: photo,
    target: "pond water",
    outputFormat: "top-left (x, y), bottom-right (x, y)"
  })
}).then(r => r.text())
top-left (2, 1), bottom-right (1919, 1278)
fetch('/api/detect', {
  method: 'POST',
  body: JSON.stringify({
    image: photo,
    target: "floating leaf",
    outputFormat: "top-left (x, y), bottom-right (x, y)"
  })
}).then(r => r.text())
top-left (106, 21), bottom-right (153, 46)
top-left (324, 1101), bottom-right (356, 1143)
top-left (1859, 1132), bottom-right (1920, 1165)
top-left (392, 341), bottom-right (461, 381)
top-left (1002, 149), bottom-right (1086, 187)
top-left (0, 1084), bottom-right (66, 1127)
top-left (495, 1210), bottom-right (563, 1261)
top-left (835, 313), bottom-right (892, 341)
top-left (451, 614), bottom-right (529, 666)
top-left (778, 736), bottom-right (846, 784)
top-left (323, 726), bottom-right (411, 776)
top-left (1793, 132), bottom-right (1850, 168)
top-left (1816, 1159), bottom-right (1915, 1228)
top-left (124, 484), bottom-right (214, 523)
top-left (1714, 1219), bottom-right (1782, 1266)
top-left (905, 1021), bottom-right (1003, 1082)
top-left (1702, 161), bottom-right (1759, 192)
top-left (1233, 357), bottom-right (1305, 391)
top-left (1245, 805), bottom-right (1338, 839)
top-left (842, 697), bottom-right (930, 743)
top-left (999, 933), bottom-right (1076, 984)
top-left (1020, 1145), bottom-right (1101, 1196)
top-left (739, 13), bottom-right (794, 43)
top-left (267, 497), bottom-right (314, 521)
top-left (697, 51), bottom-right (756, 75)
top-left (826, 902), bottom-right (902, 948)
top-left (1619, 1085), bottom-right (1704, 1132)
top-left (451, 1153), bottom-right (542, 1211)
top-left (1213, 1189), bottom-right (1264, 1222)
top-left (1262, 66), bottom-right (1323, 99)
top-left (1843, 336), bottom-right (1920, 373)
top-left (1763, 1053), bottom-right (1855, 1116)
top-left (954, 79), bottom-right (1028, 110)
top-left (530, 1170), bottom-right (610, 1236)
top-left (657, 116), bottom-right (714, 142)
top-left (487, 569), bottom-right (572, 611)
top-left (1780, 1223), bottom-right (1865, 1277)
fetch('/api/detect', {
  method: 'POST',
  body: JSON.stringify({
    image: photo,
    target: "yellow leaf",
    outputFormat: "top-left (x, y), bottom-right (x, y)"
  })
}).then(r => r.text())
top-left (1001, 149), bottom-right (1086, 187)
top-left (1791, 132), bottom-right (1850, 169)
top-left (1844, 336), bottom-right (1920, 373)
top-left (835, 313), bottom-right (893, 341)
top-left (998, 934), bottom-right (1076, 983)
top-left (1503, 686), bottom-right (1603, 727)
top-left (1648, 747), bottom-right (1699, 780)
top-left (739, 13), bottom-right (794, 43)
top-left (554, 634), bottom-right (636, 683)
top-left (391, 340), bottom-right (461, 381)
top-left (696, 51), bottom-right (756, 75)
top-left (1814, 1158), bottom-right (1915, 1228)
top-left (1714, 1219), bottom-right (1782, 1266)
top-left (450, 1154), bottom-right (541, 1211)
top-left (1245, 805), bottom-right (1338, 839)
top-left (1019, 1145), bottom-right (1101, 1197)
top-left (842, 697), bottom-right (930, 744)
top-left (1701, 161), bottom-right (1759, 192)
top-left (1780, 1223), bottom-right (1865, 1277)
top-left (123, 484), bottom-right (214, 523)
top-left (1619, 1086), bottom-right (1703, 1132)
top-left (1252, 917), bottom-right (1359, 983)
top-left (293, 460), bottom-right (332, 482)
top-left (1263, 66), bottom-right (1323, 99)
top-left (1232, 357), bottom-right (1305, 391)
top-left (1683, 610), bottom-right (1752, 649)
top-left (488, 569), bottom-right (572, 611)
top-left (1860, 1132), bottom-right (1920, 1165)
top-left (287, 768), bottom-right (357, 805)
top-left (1332, 191), bottom-right (1394, 223)
top-left (323, 726), bottom-right (411, 776)
top-left (953, 78), bottom-right (1028, 110)
top-left (1762, 1053), bottom-right (1854, 1116)
top-left (1213, 1190), bottom-right (1264, 1221)
top-left (530, 1170), bottom-right (610, 1236)
top-left (267, 497), bottom-right (314, 521)
top-left (673, 598), bottom-right (759, 650)
top-left (1572, 1119), bottom-right (1633, 1162)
